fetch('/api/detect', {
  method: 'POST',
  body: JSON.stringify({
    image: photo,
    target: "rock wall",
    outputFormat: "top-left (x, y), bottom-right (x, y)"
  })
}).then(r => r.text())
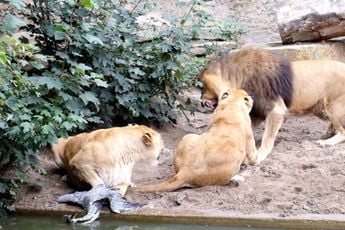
top-left (267, 41), bottom-right (345, 61)
top-left (277, 0), bottom-right (345, 44)
top-left (204, 0), bottom-right (283, 43)
top-left (2, 0), bottom-right (284, 43)
top-left (149, 0), bottom-right (284, 43)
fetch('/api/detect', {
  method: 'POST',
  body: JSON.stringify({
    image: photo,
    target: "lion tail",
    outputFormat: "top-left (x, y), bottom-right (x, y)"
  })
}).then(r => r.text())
top-left (134, 171), bottom-right (189, 193)
top-left (51, 137), bottom-right (70, 169)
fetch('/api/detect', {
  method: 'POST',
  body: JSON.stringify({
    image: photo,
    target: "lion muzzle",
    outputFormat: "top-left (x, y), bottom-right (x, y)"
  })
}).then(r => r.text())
top-left (201, 99), bottom-right (218, 109)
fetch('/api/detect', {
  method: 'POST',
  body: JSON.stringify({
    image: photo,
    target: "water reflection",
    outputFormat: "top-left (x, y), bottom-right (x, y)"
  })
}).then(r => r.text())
top-left (1, 215), bottom-right (284, 230)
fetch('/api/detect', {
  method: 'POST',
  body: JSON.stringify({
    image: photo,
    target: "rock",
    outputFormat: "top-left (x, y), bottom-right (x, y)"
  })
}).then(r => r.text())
top-left (266, 41), bottom-right (345, 62)
top-left (277, 0), bottom-right (345, 44)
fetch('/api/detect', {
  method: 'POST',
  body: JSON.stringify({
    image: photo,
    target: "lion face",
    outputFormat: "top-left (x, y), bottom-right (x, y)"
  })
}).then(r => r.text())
top-left (199, 71), bottom-right (229, 109)
top-left (217, 89), bottom-right (253, 113)
top-left (140, 126), bottom-right (165, 164)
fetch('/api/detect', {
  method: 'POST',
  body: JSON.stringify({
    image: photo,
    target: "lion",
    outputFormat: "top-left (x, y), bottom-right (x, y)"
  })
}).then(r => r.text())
top-left (52, 124), bottom-right (164, 192)
top-left (199, 47), bottom-right (345, 163)
top-left (133, 89), bottom-right (257, 193)
top-left (51, 124), bottom-right (165, 223)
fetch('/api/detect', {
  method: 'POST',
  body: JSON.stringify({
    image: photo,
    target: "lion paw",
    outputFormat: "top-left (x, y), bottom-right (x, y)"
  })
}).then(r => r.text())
top-left (316, 139), bottom-right (327, 146)
top-left (316, 139), bottom-right (336, 146)
top-left (317, 133), bottom-right (345, 146)
top-left (231, 175), bottom-right (245, 182)
top-left (255, 148), bottom-right (272, 164)
top-left (255, 153), bottom-right (267, 164)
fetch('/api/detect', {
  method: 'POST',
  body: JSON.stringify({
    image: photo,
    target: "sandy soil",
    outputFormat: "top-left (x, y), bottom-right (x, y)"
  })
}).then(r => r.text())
top-left (14, 98), bottom-right (345, 221)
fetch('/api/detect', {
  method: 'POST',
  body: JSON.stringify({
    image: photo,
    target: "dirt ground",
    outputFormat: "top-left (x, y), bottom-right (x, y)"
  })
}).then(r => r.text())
top-left (14, 94), bottom-right (345, 222)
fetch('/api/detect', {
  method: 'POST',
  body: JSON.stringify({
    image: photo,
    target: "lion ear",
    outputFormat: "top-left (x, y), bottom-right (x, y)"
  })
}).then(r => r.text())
top-left (244, 96), bottom-right (253, 108)
top-left (142, 132), bottom-right (152, 146)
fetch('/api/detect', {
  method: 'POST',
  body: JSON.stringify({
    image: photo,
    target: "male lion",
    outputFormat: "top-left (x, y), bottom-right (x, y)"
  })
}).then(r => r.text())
top-left (51, 124), bottom-right (164, 223)
top-left (134, 89), bottom-right (257, 193)
top-left (199, 47), bottom-right (345, 163)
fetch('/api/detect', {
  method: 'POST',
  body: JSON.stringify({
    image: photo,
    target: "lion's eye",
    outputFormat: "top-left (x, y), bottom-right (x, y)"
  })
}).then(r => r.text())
top-left (221, 92), bottom-right (229, 99)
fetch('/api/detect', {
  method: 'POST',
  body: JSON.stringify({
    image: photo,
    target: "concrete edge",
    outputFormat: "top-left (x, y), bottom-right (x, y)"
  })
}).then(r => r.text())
top-left (15, 207), bottom-right (345, 229)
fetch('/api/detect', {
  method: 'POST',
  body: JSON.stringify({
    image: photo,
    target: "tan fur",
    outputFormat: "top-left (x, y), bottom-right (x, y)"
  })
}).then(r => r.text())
top-left (199, 48), bottom-right (345, 163)
top-left (133, 89), bottom-right (257, 193)
top-left (51, 125), bottom-right (164, 194)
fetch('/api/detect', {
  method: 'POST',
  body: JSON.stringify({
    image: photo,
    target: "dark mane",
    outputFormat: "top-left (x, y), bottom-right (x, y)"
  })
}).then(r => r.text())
top-left (206, 48), bottom-right (293, 122)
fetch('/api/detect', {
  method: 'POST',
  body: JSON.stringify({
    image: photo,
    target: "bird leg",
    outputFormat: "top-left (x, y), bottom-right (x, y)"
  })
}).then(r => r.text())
top-left (58, 184), bottom-right (142, 224)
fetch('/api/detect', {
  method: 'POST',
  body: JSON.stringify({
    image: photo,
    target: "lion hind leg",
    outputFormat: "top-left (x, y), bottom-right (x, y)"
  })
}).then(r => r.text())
top-left (69, 157), bottom-right (104, 187)
top-left (317, 96), bottom-right (345, 146)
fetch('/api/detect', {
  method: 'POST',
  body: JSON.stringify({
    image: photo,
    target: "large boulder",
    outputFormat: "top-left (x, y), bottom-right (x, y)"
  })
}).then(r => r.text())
top-left (277, 0), bottom-right (345, 44)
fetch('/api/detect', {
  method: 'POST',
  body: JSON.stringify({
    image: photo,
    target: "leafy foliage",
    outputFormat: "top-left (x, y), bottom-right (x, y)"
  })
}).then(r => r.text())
top-left (0, 0), bottom-right (246, 214)
top-left (0, 36), bottom-right (88, 215)
top-left (17, 0), bottom-right (245, 123)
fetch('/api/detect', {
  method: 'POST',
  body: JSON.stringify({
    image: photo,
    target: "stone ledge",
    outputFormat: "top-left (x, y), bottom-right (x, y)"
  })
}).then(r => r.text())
top-left (15, 207), bottom-right (345, 229)
top-left (265, 40), bottom-right (345, 62)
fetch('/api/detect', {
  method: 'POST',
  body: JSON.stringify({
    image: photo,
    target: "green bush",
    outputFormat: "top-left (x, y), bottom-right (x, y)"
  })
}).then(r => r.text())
top-left (0, 0), bottom-right (246, 215)
top-left (0, 36), bottom-right (88, 216)
top-left (17, 0), bottom-right (245, 124)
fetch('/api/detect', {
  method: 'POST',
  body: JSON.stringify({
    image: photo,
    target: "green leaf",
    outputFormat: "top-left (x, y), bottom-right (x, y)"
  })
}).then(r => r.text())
top-left (9, 189), bottom-right (16, 196)
top-left (61, 121), bottom-right (76, 130)
top-left (58, 92), bottom-right (73, 101)
top-left (19, 114), bottom-right (31, 121)
top-left (79, 91), bottom-right (100, 108)
top-left (83, 34), bottom-right (104, 45)
top-left (86, 116), bottom-right (103, 123)
top-left (55, 51), bottom-right (69, 60)
top-left (9, 0), bottom-right (26, 9)
top-left (5, 97), bottom-right (20, 110)
top-left (3, 15), bottom-right (27, 35)
top-left (66, 0), bottom-right (76, 6)
top-left (30, 61), bottom-right (45, 70)
top-left (94, 79), bottom-right (108, 88)
top-left (54, 24), bottom-right (64, 32)
top-left (20, 122), bottom-right (33, 133)
top-left (0, 183), bottom-right (7, 193)
top-left (54, 31), bottom-right (67, 41)
top-left (0, 121), bottom-right (8, 129)
top-left (34, 54), bottom-right (48, 63)
top-left (0, 52), bottom-right (8, 64)
top-left (132, 67), bottom-right (145, 76)
top-left (18, 171), bottom-right (28, 182)
top-left (65, 100), bottom-right (83, 112)
top-left (41, 125), bottom-right (54, 135)
top-left (38, 168), bottom-right (47, 175)
top-left (76, 63), bottom-right (92, 71)
top-left (81, 0), bottom-right (93, 8)
top-left (52, 115), bottom-right (63, 123)
top-left (28, 76), bottom-right (63, 90)
top-left (40, 110), bottom-right (51, 117)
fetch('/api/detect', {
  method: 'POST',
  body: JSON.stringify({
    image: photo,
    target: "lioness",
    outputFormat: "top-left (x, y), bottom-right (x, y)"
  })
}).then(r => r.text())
top-left (51, 124), bottom-right (164, 223)
top-left (199, 48), bottom-right (345, 163)
top-left (134, 89), bottom-right (257, 193)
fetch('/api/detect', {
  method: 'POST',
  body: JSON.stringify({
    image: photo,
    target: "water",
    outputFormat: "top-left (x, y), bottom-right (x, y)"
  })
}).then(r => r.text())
top-left (0, 215), bottom-right (284, 230)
